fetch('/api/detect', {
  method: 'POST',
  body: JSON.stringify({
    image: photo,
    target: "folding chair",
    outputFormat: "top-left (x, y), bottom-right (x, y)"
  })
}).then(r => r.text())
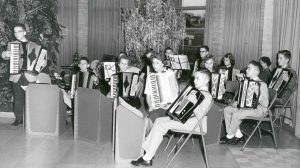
top-left (164, 101), bottom-right (215, 168)
top-left (272, 90), bottom-right (296, 127)
top-left (224, 81), bottom-right (239, 105)
top-left (241, 88), bottom-right (278, 151)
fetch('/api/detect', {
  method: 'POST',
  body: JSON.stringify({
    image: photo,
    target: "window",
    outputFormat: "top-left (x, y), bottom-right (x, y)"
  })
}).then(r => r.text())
top-left (179, 0), bottom-right (206, 47)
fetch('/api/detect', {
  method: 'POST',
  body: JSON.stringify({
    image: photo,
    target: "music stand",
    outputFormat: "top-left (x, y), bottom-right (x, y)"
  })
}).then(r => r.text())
top-left (103, 62), bottom-right (117, 79)
top-left (169, 54), bottom-right (191, 70)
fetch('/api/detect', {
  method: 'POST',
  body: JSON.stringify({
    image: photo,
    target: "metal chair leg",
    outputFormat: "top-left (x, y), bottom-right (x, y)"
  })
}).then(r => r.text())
top-left (257, 122), bottom-right (262, 141)
top-left (291, 107), bottom-right (295, 128)
top-left (201, 134), bottom-right (209, 168)
top-left (191, 136), bottom-right (195, 148)
top-left (269, 115), bottom-right (278, 148)
top-left (168, 134), bottom-right (184, 158)
top-left (165, 133), bottom-right (193, 168)
top-left (241, 120), bottom-right (263, 151)
top-left (164, 134), bottom-right (174, 151)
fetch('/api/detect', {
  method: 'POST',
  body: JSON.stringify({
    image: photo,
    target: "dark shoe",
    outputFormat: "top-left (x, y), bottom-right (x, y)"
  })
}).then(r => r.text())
top-left (11, 120), bottom-right (22, 126)
top-left (220, 136), bottom-right (235, 144)
top-left (231, 136), bottom-right (246, 145)
top-left (131, 157), bottom-right (153, 166)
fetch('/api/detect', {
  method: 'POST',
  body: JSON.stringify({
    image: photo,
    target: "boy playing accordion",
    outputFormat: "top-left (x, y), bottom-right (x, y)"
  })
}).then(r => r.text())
top-left (220, 61), bottom-right (269, 145)
top-left (271, 50), bottom-right (297, 105)
top-left (131, 69), bottom-right (213, 166)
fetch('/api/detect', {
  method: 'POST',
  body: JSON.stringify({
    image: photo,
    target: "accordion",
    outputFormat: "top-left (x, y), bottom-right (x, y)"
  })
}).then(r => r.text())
top-left (211, 70), bottom-right (226, 100)
top-left (269, 68), bottom-right (293, 97)
top-left (149, 71), bottom-right (179, 109)
top-left (168, 85), bottom-right (205, 124)
top-left (237, 79), bottom-right (260, 109)
top-left (70, 72), bottom-right (95, 98)
top-left (70, 74), bottom-right (77, 99)
top-left (9, 42), bottom-right (47, 74)
top-left (110, 72), bottom-right (139, 98)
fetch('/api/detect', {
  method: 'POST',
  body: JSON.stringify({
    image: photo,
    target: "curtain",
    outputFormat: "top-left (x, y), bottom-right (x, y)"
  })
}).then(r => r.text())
top-left (272, 0), bottom-right (300, 137)
top-left (57, 0), bottom-right (78, 67)
top-left (222, 0), bottom-right (264, 70)
top-left (88, 0), bottom-right (134, 61)
top-left (204, 0), bottom-right (225, 60)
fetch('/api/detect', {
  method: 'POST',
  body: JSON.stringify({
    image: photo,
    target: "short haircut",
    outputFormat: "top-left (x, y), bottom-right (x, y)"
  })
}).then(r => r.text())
top-left (195, 69), bottom-right (211, 82)
top-left (150, 52), bottom-right (166, 64)
top-left (203, 55), bottom-right (214, 63)
top-left (14, 23), bottom-right (26, 31)
top-left (119, 52), bottom-right (127, 57)
top-left (277, 50), bottom-right (291, 61)
top-left (80, 56), bottom-right (89, 63)
top-left (165, 47), bottom-right (173, 53)
top-left (118, 55), bottom-right (131, 65)
top-left (221, 53), bottom-right (235, 67)
top-left (249, 60), bottom-right (262, 73)
top-left (200, 45), bottom-right (209, 52)
top-left (259, 56), bottom-right (271, 66)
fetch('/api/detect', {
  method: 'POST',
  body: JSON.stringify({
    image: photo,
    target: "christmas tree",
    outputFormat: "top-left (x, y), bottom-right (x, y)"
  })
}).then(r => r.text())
top-left (122, 0), bottom-right (186, 66)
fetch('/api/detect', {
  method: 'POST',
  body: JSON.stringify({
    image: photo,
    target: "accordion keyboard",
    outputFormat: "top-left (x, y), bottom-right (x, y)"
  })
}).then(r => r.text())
top-left (111, 75), bottom-right (118, 98)
top-left (150, 74), bottom-right (161, 109)
top-left (10, 43), bottom-right (20, 74)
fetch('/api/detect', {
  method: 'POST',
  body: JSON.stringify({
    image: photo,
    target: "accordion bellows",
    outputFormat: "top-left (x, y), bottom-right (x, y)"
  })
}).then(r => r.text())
top-left (211, 72), bottom-right (226, 100)
top-left (269, 68), bottom-right (293, 97)
top-left (149, 71), bottom-right (179, 109)
top-left (111, 72), bottom-right (139, 98)
top-left (237, 79), bottom-right (260, 109)
top-left (9, 42), bottom-right (47, 74)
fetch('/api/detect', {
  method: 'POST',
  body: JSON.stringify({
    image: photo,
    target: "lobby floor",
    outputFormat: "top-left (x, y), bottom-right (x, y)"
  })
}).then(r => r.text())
top-left (0, 122), bottom-right (299, 168)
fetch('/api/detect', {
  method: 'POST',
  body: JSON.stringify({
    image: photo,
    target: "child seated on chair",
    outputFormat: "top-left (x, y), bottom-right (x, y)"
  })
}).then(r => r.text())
top-left (220, 61), bottom-right (269, 145)
top-left (76, 57), bottom-right (99, 89)
top-left (131, 69), bottom-right (213, 166)
top-left (271, 50), bottom-right (297, 105)
top-left (258, 56), bottom-right (272, 85)
top-left (118, 54), bottom-right (140, 74)
top-left (220, 53), bottom-right (240, 81)
top-left (144, 53), bottom-right (179, 123)
top-left (116, 54), bottom-right (142, 108)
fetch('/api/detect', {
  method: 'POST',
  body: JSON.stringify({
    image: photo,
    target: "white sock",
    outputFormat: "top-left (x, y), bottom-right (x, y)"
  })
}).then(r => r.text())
top-left (143, 153), bottom-right (152, 161)
top-left (226, 134), bottom-right (234, 139)
top-left (235, 129), bottom-right (243, 138)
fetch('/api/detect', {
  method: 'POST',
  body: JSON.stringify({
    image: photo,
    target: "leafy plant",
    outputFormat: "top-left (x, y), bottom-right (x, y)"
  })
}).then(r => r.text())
top-left (0, 0), bottom-right (63, 111)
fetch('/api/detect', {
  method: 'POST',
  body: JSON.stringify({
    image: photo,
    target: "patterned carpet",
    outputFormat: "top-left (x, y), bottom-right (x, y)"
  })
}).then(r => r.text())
top-left (229, 147), bottom-right (300, 168)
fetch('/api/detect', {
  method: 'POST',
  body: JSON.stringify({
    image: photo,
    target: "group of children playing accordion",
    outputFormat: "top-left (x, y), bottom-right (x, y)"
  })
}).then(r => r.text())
top-left (68, 45), bottom-right (297, 167)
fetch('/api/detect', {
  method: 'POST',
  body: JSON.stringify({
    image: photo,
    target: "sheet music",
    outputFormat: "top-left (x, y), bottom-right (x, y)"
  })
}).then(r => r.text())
top-left (103, 62), bottom-right (116, 79)
top-left (62, 89), bottom-right (72, 108)
top-left (21, 85), bottom-right (27, 91)
top-left (169, 55), bottom-right (190, 70)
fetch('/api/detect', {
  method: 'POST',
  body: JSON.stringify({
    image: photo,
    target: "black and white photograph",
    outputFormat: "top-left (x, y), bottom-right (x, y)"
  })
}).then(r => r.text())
top-left (0, 0), bottom-right (300, 167)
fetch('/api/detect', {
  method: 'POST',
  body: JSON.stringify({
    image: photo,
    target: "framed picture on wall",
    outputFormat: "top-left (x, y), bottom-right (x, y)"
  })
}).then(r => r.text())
top-left (179, 0), bottom-right (206, 47)
top-left (182, 10), bottom-right (205, 46)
